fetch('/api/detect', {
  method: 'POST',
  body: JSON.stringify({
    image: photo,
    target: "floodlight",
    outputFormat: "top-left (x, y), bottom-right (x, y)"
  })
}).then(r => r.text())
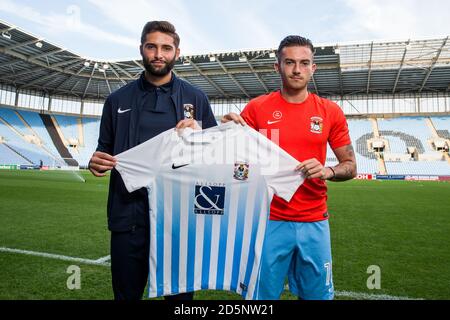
top-left (2, 31), bottom-right (11, 40)
top-left (239, 55), bottom-right (247, 62)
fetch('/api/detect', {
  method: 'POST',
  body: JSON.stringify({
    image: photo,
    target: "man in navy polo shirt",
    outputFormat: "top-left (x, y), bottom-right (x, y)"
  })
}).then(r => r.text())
top-left (88, 21), bottom-right (217, 300)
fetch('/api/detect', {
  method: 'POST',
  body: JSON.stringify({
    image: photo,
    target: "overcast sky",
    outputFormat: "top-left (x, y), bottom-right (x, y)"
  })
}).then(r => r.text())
top-left (0, 0), bottom-right (449, 60)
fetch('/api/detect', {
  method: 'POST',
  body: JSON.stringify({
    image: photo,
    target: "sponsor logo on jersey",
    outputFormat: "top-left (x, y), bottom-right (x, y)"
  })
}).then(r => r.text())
top-left (310, 116), bottom-right (323, 134)
top-left (267, 110), bottom-right (283, 125)
top-left (183, 104), bottom-right (195, 119)
top-left (233, 162), bottom-right (249, 181)
top-left (194, 185), bottom-right (225, 215)
top-left (273, 110), bottom-right (283, 120)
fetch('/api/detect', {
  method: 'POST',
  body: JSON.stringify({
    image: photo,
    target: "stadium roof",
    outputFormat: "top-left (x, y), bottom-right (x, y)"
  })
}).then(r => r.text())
top-left (0, 20), bottom-right (449, 100)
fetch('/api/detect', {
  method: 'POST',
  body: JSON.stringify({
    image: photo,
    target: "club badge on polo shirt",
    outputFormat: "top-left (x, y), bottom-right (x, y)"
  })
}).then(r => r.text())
top-left (183, 104), bottom-right (195, 119)
top-left (310, 116), bottom-right (323, 134)
top-left (233, 162), bottom-right (249, 181)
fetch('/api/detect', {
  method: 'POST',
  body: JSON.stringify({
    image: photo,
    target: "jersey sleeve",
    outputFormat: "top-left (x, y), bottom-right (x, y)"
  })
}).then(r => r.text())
top-left (328, 103), bottom-right (351, 150)
top-left (246, 127), bottom-right (304, 202)
top-left (240, 100), bottom-right (258, 130)
top-left (264, 145), bottom-right (304, 202)
top-left (114, 129), bottom-right (175, 193)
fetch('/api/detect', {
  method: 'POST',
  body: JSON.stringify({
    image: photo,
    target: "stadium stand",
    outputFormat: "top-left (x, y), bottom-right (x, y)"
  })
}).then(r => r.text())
top-left (0, 141), bottom-right (31, 165)
top-left (0, 20), bottom-right (449, 176)
top-left (347, 119), bottom-right (379, 174)
top-left (17, 109), bottom-right (61, 159)
top-left (78, 117), bottom-right (100, 168)
top-left (2, 104), bottom-right (450, 174)
top-left (0, 107), bottom-right (54, 165)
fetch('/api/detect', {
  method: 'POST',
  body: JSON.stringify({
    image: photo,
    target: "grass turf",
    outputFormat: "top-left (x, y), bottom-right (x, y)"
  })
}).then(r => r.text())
top-left (0, 170), bottom-right (449, 299)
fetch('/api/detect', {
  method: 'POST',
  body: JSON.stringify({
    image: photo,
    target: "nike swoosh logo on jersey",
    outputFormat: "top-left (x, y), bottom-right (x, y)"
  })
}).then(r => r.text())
top-left (172, 163), bottom-right (189, 170)
top-left (118, 108), bottom-right (131, 114)
top-left (267, 120), bottom-right (282, 125)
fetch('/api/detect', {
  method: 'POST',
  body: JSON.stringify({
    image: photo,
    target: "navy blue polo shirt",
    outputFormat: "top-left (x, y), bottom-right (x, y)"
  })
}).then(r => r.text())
top-left (138, 74), bottom-right (177, 144)
top-left (136, 73), bottom-right (178, 227)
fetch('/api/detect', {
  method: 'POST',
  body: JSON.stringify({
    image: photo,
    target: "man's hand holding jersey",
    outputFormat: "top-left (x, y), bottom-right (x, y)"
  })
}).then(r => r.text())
top-left (296, 159), bottom-right (334, 180)
top-left (89, 151), bottom-right (117, 177)
top-left (221, 112), bottom-right (247, 126)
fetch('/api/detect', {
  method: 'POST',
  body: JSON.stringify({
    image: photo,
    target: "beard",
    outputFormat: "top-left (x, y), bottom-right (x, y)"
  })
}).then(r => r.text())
top-left (142, 55), bottom-right (176, 77)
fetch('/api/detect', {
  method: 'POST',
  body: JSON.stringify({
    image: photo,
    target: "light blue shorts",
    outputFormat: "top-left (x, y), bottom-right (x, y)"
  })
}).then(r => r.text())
top-left (254, 219), bottom-right (334, 300)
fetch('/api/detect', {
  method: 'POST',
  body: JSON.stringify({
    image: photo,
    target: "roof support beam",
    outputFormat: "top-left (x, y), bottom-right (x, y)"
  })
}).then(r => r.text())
top-left (20, 71), bottom-right (62, 89)
top-left (0, 26), bottom-right (16, 37)
top-left (216, 58), bottom-right (250, 98)
top-left (0, 48), bottom-right (132, 81)
top-left (70, 80), bottom-right (81, 93)
top-left (104, 72), bottom-right (112, 95)
top-left (336, 53), bottom-right (344, 96)
top-left (3, 38), bottom-right (44, 51)
top-left (0, 58), bottom-right (82, 80)
top-left (366, 41), bottom-right (374, 94)
top-left (131, 60), bottom-right (145, 77)
top-left (109, 62), bottom-right (134, 79)
top-left (82, 66), bottom-right (96, 98)
top-left (0, 47), bottom-right (65, 60)
top-left (311, 74), bottom-right (319, 95)
top-left (245, 59), bottom-right (269, 93)
top-left (54, 64), bottom-right (87, 91)
top-left (419, 36), bottom-right (448, 93)
top-left (392, 40), bottom-right (410, 94)
top-left (107, 64), bottom-right (127, 85)
top-left (186, 58), bottom-right (229, 98)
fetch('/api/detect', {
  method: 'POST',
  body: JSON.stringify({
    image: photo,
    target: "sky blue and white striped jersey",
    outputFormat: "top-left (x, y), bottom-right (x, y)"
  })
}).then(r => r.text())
top-left (115, 121), bottom-right (304, 299)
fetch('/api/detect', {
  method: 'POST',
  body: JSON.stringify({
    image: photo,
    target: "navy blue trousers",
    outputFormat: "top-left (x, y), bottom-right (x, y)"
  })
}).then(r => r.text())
top-left (110, 226), bottom-right (194, 300)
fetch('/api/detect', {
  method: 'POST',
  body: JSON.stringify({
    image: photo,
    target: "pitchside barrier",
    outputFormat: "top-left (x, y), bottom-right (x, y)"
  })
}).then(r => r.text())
top-left (356, 174), bottom-right (450, 181)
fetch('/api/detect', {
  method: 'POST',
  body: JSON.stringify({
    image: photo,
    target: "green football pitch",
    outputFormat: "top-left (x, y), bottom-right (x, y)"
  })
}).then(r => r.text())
top-left (0, 170), bottom-right (449, 300)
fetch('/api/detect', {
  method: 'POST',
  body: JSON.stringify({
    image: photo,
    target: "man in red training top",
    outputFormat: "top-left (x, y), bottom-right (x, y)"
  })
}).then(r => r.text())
top-left (221, 35), bottom-right (357, 299)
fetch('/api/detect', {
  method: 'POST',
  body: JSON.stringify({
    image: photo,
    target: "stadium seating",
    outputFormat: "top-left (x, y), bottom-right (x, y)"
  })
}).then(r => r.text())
top-left (378, 117), bottom-right (434, 153)
top-left (385, 160), bottom-right (450, 175)
top-left (347, 119), bottom-right (379, 174)
top-left (1, 105), bottom-right (449, 175)
top-left (0, 143), bottom-right (29, 165)
top-left (18, 110), bottom-right (61, 159)
top-left (79, 118), bottom-right (100, 167)
top-left (0, 108), bottom-right (54, 165)
top-left (51, 114), bottom-right (99, 167)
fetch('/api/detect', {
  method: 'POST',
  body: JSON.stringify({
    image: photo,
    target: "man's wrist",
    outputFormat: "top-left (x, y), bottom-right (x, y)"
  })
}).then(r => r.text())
top-left (327, 167), bottom-right (336, 180)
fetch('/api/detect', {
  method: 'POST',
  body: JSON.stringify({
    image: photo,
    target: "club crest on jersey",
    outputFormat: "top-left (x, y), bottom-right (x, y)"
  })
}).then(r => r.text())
top-left (183, 104), bottom-right (195, 119)
top-left (233, 162), bottom-right (249, 181)
top-left (310, 116), bottom-right (323, 134)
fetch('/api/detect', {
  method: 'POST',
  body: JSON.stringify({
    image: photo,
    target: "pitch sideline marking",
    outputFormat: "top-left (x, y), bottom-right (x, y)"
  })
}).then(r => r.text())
top-left (94, 255), bottom-right (111, 263)
top-left (334, 290), bottom-right (423, 300)
top-left (1, 247), bottom-right (424, 300)
top-left (0, 246), bottom-right (110, 267)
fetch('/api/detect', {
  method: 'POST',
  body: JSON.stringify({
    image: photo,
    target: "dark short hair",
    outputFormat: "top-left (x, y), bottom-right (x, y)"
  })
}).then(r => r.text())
top-left (277, 35), bottom-right (315, 61)
top-left (140, 21), bottom-right (180, 48)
